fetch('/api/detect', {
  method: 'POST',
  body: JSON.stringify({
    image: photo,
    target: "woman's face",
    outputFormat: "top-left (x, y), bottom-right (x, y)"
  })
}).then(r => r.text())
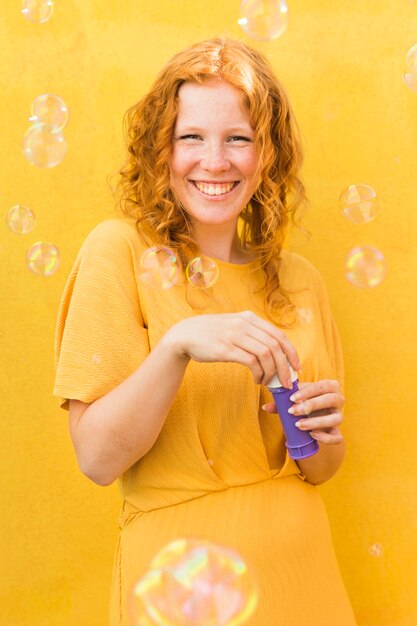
top-left (169, 79), bottom-right (259, 232)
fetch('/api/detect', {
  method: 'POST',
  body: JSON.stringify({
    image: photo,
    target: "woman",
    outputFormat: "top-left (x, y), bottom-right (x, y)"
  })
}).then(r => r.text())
top-left (54, 38), bottom-right (357, 625)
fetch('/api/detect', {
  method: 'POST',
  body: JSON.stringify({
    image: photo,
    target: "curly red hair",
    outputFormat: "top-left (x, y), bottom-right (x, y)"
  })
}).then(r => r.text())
top-left (117, 37), bottom-right (306, 323)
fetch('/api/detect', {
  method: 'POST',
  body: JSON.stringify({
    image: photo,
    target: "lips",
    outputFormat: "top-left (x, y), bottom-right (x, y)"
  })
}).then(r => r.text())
top-left (192, 180), bottom-right (239, 196)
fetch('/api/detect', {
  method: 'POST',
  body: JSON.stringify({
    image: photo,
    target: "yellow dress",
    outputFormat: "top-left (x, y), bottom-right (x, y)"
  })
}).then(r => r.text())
top-left (53, 218), bottom-right (357, 626)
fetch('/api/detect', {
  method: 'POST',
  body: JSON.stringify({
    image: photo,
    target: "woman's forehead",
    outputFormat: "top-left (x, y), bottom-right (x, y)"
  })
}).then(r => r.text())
top-left (175, 80), bottom-right (251, 125)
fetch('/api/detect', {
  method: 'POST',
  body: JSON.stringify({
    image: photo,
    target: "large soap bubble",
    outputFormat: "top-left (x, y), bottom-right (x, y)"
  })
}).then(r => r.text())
top-left (22, 0), bottom-right (54, 24)
top-left (26, 241), bottom-right (60, 276)
top-left (238, 0), bottom-right (289, 42)
top-left (29, 94), bottom-right (69, 132)
top-left (403, 43), bottom-right (417, 92)
top-left (339, 184), bottom-right (379, 224)
top-left (138, 246), bottom-right (180, 289)
top-left (6, 205), bottom-right (36, 234)
top-left (130, 539), bottom-right (259, 626)
top-left (23, 124), bottom-right (68, 168)
top-left (345, 246), bottom-right (386, 288)
top-left (186, 257), bottom-right (219, 288)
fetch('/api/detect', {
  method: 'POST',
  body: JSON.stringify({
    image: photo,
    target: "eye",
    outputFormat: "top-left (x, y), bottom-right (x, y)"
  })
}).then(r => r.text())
top-left (228, 136), bottom-right (253, 143)
top-left (177, 134), bottom-right (202, 141)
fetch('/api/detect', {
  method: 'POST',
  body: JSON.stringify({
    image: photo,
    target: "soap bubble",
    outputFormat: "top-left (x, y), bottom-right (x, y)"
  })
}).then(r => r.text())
top-left (238, 0), bottom-right (289, 42)
top-left (369, 543), bottom-right (384, 558)
top-left (6, 205), bottom-right (36, 234)
top-left (186, 257), bottom-right (219, 288)
top-left (26, 241), bottom-right (60, 276)
top-left (339, 184), bottom-right (379, 224)
top-left (129, 539), bottom-right (259, 626)
top-left (139, 246), bottom-right (180, 289)
top-left (403, 43), bottom-right (417, 92)
top-left (129, 590), bottom-right (160, 625)
top-left (29, 94), bottom-right (69, 131)
top-left (23, 124), bottom-right (68, 168)
top-left (345, 246), bottom-right (386, 288)
top-left (22, 0), bottom-right (54, 24)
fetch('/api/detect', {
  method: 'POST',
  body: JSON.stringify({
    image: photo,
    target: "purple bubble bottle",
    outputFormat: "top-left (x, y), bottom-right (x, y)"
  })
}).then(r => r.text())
top-left (267, 367), bottom-right (319, 460)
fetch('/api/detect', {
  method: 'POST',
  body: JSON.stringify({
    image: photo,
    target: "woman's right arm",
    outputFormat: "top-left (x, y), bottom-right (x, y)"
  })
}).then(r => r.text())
top-left (69, 336), bottom-right (190, 486)
top-left (69, 310), bottom-right (300, 486)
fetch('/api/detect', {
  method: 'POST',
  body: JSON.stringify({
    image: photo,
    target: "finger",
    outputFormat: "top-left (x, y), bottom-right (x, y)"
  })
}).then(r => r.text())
top-left (235, 335), bottom-right (276, 384)
top-left (228, 345), bottom-right (265, 385)
top-left (236, 324), bottom-right (292, 388)
top-left (272, 335), bottom-right (301, 378)
top-left (288, 392), bottom-right (344, 416)
top-left (293, 380), bottom-right (341, 396)
top-left (261, 402), bottom-right (277, 413)
top-left (291, 380), bottom-right (341, 403)
top-left (271, 349), bottom-right (294, 390)
top-left (294, 412), bottom-right (343, 431)
top-left (239, 311), bottom-right (302, 373)
top-left (310, 427), bottom-right (344, 445)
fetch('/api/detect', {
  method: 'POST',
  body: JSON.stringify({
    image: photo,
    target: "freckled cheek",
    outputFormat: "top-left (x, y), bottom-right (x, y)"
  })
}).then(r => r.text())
top-left (241, 152), bottom-right (260, 183)
top-left (170, 147), bottom-right (200, 179)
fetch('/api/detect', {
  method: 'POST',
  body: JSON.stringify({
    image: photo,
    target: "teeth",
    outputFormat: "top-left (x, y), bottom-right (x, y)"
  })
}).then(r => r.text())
top-left (194, 181), bottom-right (235, 196)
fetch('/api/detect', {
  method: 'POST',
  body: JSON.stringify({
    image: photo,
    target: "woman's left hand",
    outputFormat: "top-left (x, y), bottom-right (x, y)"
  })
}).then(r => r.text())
top-left (263, 379), bottom-right (344, 445)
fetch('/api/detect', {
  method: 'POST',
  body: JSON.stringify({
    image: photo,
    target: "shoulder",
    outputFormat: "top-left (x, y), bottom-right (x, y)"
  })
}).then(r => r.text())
top-left (82, 218), bottom-right (140, 248)
top-left (78, 218), bottom-right (148, 262)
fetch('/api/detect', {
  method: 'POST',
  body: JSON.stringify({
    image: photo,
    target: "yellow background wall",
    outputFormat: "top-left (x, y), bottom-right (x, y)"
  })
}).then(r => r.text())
top-left (1, 1), bottom-right (416, 624)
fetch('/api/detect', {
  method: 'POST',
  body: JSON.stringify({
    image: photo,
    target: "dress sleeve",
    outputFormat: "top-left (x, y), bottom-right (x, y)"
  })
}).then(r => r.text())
top-left (53, 220), bottom-right (150, 411)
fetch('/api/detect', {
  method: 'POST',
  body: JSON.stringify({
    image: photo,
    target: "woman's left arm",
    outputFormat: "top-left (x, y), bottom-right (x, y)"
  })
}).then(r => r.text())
top-left (263, 378), bottom-right (345, 485)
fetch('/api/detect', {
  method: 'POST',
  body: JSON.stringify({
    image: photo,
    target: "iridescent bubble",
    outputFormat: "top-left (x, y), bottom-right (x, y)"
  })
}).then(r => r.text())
top-left (6, 205), bottom-right (36, 234)
top-left (130, 539), bottom-right (259, 626)
top-left (129, 593), bottom-right (156, 626)
top-left (186, 257), bottom-right (219, 288)
top-left (22, 0), bottom-right (54, 24)
top-left (139, 246), bottom-right (179, 289)
top-left (26, 241), bottom-right (60, 276)
top-left (369, 543), bottom-right (384, 558)
top-left (345, 246), bottom-right (387, 288)
top-left (238, 0), bottom-right (289, 42)
top-left (339, 184), bottom-right (379, 224)
top-left (23, 124), bottom-right (68, 168)
top-left (403, 43), bottom-right (417, 93)
top-left (29, 94), bottom-right (69, 131)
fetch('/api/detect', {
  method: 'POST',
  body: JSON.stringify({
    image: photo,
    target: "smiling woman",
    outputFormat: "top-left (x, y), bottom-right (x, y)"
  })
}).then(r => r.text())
top-left (53, 37), bottom-right (357, 625)
top-left (117, 37), bottom-right (306, 317)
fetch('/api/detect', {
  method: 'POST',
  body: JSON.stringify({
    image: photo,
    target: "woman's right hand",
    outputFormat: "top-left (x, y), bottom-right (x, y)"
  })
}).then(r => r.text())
top-left (164, 310), bottom-right (300, 388)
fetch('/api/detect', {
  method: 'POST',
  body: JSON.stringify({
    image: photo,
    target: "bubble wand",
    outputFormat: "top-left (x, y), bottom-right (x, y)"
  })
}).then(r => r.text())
top-left (267, 367), bottom-right (319, 460)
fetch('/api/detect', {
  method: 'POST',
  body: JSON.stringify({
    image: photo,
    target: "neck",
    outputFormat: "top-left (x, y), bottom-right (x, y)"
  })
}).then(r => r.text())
top-left (192, 223), bottom-right (252, 264)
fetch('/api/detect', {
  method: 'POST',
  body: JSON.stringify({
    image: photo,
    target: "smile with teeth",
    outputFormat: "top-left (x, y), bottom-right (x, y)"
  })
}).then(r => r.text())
top-left (192, 181), bottom-right (239, 196)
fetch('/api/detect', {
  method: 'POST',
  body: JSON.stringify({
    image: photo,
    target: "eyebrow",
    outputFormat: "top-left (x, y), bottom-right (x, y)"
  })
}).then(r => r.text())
top-left (174, 125), bottom-right (254, 133)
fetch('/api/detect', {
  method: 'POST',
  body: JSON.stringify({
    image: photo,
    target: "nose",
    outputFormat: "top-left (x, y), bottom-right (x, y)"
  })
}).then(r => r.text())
top-left (200, 143), bottom-right (231, 173)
